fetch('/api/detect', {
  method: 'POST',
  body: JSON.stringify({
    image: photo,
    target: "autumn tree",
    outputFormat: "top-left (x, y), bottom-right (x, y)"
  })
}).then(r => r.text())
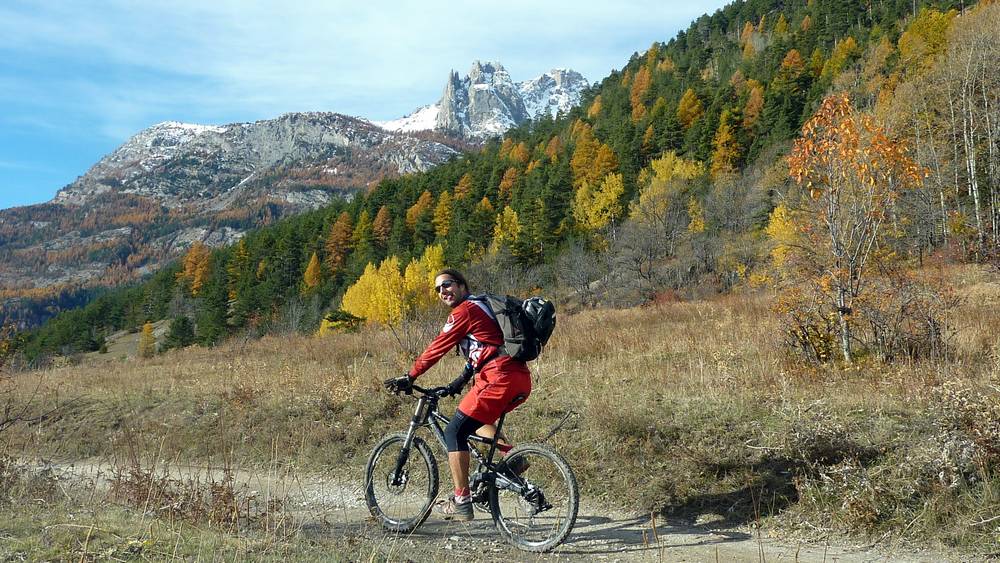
top-left (454, 173), bottom-right (474, 200)
top-left (302, 252), bottom-right (321, 293)
top-left (573, 172), bottom-right (626, 236)
top-left (676, 88), bottom-right (704, 129)
top-left (498, 167), bottom-right (520, 201)
top-left (406, 191), bottom-right (434, 230)
top-left (226, 239), bottom-right (250, 301)
top-left (629, 152), bottom-right (705, 257)
top-left (341, 258), bottom-right (405, 326)
top-left (630, 65), bottom-right (652, 121)
top-left (138, 321), bottom-right (156, 358)
top-left (783, 94), bottom-right (925, 362)
top-left (710, 109), bottom-right (742, 179)
top-left (491, 206), bottom-right (521, 254)
top-left (324, 212), bottom-right (353, 273)
top-left (743, 81), bottom-right (764, 128)
top-left (373, 205), bottom-right (392, 247)
top-left (402, 244), bottom-right (445, 313)
top-left (177, 241), bottom-right (211, 297)
top-left (570, 122), bottom-right (619, 189)
top-left (433, 190), bottom-right (453, 238)
top-left (509, 142), bottom-right (530, 165)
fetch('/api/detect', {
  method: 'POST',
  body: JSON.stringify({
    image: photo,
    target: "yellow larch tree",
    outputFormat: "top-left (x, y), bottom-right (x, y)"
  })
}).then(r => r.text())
top-left (302, 252), bottom-right (321, 293)
top-left (226, 238), bottom-right (250, 300)
top-left (676, 88), bottom-right (704, 129)
top-left (544, 136), bottom-right (563, 162)
top-left (687, 197), bottom-right (706, 233)
top-left (774, 13), bottom-right (788, 36)
top-left (509, 142), bottom-right (530, 165)
top-left (743, 81), bottom-right (765, 128)
top-left (373, 205), bottom-right (392, 247)
top-left (138, 322), bottom-right (156, 358)
top-left (433, 190), bottom-right (453, 238)
top-left (498, 167), bottom-right (520, 201)
top-left (570, 123), bottom-right (618, 189)
top-left (454, 173), bottom-right (474, 200)
top-left (710, 109), bottom-right (741, 179)
top-left (630, 65), bottom-right (652, 121)
top-left (178, 241), bottom-right (211, 296)
top-left (822, 36), bottom-right (859, 80)
top-left (587, 95), bottom-right (603, 119)
top-left (574, 173), bottom-right (626, 233)
top-left (498, 138), bottom-right (514, 159)
top-left (324, 211), bottom-right (353, 273)
top-left (403, 244), bottom-right (445, 313)
top-left (406, 191), bottom-right (434, 230)
top-left (341, 257), bottom-right (406, 326)
top-left (490, 206), bottom-right (521, 253)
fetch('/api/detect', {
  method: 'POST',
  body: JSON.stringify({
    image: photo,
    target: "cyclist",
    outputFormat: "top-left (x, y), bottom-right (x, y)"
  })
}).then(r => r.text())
top-left (384, 268), bottom-right (531, 521)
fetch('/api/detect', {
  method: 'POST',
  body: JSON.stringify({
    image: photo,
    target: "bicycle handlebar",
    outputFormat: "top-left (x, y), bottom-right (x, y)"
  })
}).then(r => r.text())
top-left (407, 383), bottom-right (450, 398)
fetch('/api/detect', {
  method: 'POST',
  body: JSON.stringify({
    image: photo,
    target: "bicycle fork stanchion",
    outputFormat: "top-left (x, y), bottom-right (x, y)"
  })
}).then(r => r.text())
top-left (392, 395), bottom-right (429, 487)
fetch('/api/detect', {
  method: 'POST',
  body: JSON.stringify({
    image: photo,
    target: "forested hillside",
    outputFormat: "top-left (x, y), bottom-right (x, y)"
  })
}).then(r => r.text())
top-left (6, 0), bottom-right (997, 365)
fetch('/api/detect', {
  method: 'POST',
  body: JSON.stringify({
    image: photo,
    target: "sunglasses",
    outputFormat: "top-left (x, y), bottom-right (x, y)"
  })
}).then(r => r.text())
top-left (435, 280), bottom-right (458, 293)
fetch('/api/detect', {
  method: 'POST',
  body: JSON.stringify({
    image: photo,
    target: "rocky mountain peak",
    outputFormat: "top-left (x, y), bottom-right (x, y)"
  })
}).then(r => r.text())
top-left (379, 61), bottom-right (589, 138)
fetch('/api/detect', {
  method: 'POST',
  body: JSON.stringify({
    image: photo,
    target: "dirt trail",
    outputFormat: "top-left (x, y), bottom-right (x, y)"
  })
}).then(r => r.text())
top-left (31, 459), bottom-right (947, 562)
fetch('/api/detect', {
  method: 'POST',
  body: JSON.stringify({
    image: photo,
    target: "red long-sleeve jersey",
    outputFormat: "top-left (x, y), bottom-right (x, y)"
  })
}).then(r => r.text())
top-left (408, 298), bottom-right (503, 378)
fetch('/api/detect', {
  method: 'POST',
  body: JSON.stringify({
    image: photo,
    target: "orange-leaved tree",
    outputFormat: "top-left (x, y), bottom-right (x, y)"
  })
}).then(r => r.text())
top-left (177, 241), bottom-right (211, 297)
top-left (783, 93), bottom-right (925, 362)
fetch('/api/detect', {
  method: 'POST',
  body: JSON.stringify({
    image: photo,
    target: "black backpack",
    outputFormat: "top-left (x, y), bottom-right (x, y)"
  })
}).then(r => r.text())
top-left (469, 294), bottom-right (556, 362)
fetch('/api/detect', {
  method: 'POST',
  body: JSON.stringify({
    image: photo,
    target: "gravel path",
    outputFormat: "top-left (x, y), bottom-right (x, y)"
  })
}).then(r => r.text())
top-left (29, 459), bottom-right (948, 562)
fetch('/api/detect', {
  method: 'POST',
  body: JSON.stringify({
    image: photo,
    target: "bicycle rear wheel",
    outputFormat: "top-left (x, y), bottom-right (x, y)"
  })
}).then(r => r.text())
top-left (364, 432), bottom-right (439, 533)
top-left (488, 443), bottom-right (578, 552)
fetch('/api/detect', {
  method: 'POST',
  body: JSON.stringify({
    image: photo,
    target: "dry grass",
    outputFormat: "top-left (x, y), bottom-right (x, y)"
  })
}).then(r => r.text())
top-left (2, 264), bottom-right (1000, 553)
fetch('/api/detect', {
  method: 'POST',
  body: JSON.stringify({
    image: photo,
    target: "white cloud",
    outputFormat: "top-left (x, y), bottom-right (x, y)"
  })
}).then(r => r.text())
top-left (1, 0), bottom-right (722, 122)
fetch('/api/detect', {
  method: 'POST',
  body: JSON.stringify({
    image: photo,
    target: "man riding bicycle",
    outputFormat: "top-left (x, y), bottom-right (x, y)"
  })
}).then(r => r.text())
top-left (385, 268), bottom-right (531, 521)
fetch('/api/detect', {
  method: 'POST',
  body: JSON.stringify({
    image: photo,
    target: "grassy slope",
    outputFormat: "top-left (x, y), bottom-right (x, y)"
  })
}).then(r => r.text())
top-left (3, 264), bottom-right (1000, 554)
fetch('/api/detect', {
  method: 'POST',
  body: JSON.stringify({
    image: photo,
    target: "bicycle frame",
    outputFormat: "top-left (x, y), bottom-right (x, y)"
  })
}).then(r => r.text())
top-left (390, 385), bottom-right (525, 496)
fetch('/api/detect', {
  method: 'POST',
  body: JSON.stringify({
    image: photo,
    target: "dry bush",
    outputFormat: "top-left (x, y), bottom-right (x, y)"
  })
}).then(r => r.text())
top-left (933, 379), bottom-right (1000, 471)
top-left (108, 462), bottom-right (287, 533)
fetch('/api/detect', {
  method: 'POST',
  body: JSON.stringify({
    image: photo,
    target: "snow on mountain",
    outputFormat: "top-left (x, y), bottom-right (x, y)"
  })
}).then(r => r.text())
top-left (518, 68), bottom-right (588, 119)
top-left (376, 104), bottom-right (440, 132)
top-left (379, 61), bottom-right (588, 139)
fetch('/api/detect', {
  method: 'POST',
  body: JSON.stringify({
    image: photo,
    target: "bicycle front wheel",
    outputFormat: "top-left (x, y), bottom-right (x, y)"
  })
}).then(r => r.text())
top-left (488, 443), bottom-right (579, 552)
top-left (364, 432), bottom-right (439, 533)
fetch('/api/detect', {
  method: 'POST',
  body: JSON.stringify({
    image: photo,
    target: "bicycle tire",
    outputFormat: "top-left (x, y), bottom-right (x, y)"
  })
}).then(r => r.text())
top-left (364, 431), bottom-right (439, 533)
top-left (488, 442), bottom-right (579, 552)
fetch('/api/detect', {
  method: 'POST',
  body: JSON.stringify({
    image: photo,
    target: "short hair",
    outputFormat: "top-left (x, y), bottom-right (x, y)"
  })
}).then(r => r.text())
top-left (435, 268), bottom-right (469, 292)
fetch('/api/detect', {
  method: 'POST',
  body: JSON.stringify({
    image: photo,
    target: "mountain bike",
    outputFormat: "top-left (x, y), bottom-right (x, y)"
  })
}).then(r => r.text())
top-left (364, 381), bottom-right (578, 553)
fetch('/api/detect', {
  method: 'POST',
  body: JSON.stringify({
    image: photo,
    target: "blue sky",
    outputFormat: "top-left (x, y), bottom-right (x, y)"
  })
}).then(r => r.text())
top-left (0, 0), bottom-right (728, 210)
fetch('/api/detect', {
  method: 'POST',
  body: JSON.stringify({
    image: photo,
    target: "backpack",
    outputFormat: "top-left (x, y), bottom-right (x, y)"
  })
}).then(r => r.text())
top-left (469, 294), bottom-right (556, 362)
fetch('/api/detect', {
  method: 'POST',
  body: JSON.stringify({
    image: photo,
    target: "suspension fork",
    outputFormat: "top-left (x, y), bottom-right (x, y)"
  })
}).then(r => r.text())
top-left (390, 396), bottom-right (430, 486)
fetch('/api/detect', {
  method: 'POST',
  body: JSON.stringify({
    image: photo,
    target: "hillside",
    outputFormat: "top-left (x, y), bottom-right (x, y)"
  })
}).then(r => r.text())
top-left (8, 0), bottom-right (998, 367)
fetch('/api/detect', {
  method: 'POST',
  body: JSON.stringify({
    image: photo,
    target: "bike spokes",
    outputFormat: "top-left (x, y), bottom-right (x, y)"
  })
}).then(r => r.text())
top-left (489, 445), bottom-right (578, 552)
top-left (365, 433), bottom-right (439, 533)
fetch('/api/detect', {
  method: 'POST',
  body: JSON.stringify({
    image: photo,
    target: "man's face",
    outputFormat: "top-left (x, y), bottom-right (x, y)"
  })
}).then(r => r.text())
top-left (434, 275), bottom-right (467, 308)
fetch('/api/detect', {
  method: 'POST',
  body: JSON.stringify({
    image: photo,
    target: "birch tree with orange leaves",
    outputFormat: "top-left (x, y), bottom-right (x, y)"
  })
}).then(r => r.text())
top-left (785, 94), bottom-right (925, 362)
